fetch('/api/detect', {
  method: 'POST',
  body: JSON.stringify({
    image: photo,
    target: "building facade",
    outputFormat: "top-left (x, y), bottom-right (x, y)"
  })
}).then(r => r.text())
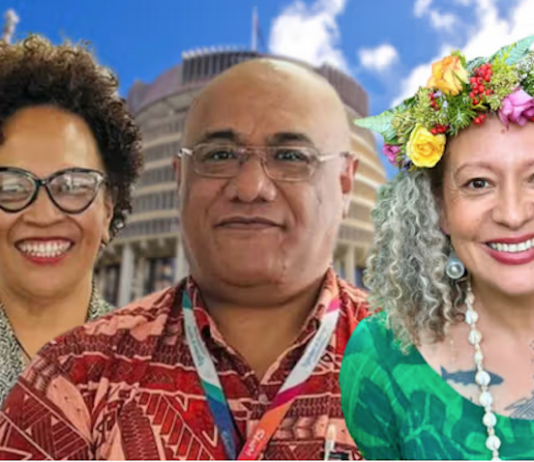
top-left (95, 49), bottom-right (386, 306)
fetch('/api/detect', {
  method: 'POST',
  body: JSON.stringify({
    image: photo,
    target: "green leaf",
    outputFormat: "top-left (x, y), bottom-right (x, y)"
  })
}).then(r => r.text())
top-left (466, 56), bottom-right (487, 72)
top-left (451, 50), bottom-right (467, 68)
top-left (490, 35), bottom-right (534, 65)
top-left (402, 96), bottom-right (417, 108)
top-left (354, 110), bottom-right (396, 140)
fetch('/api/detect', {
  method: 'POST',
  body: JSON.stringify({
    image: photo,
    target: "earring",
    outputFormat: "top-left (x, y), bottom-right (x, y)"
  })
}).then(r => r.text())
top-left (446, 249), bottom-right (466, 280)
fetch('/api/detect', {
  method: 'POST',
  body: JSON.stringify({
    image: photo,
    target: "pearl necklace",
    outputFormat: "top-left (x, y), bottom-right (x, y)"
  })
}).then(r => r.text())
top-left (464, 281), bottom-right (501, 461)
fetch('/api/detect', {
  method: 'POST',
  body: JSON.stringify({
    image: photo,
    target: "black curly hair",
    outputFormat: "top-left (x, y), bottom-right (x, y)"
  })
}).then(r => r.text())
top-left (0, 35), bottom-right (143, 238)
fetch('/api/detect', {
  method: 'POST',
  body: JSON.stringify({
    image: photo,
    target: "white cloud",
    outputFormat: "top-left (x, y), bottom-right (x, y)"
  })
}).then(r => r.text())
top-left (414, 0), bottom-right (432, 17)
top-left (394, 0), bottom-right (534, 105)
top-left (414, 0), bottom-right (458, 31)
top-left (429, 11), bottom-right (457, 30)
top-left (268, 0), bottom-right (349, 72)
top-left (461, 0), bottom-right (534, 58)
top-left (358, 44), bottom-right (399, 73)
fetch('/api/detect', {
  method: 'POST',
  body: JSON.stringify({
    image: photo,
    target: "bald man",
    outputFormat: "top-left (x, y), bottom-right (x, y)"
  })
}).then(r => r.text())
top-left (0, 59), bottom-right (369, 460)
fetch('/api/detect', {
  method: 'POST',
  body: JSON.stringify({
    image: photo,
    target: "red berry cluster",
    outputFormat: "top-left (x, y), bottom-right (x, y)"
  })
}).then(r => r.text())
top-left (473, 113), bottom-right (487, 125)
top-left (469, 63), bottom-right (493, 106)
top-left (430, 124), bottom-right (448, 135)
top-left (429, 92), bottom-right (440, 110)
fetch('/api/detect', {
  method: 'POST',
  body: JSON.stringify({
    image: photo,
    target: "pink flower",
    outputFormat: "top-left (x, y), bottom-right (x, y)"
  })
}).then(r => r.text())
top-left (498, 88), bottom-right (534, 127)
top-left (382, 144), bottom-right (401, 166)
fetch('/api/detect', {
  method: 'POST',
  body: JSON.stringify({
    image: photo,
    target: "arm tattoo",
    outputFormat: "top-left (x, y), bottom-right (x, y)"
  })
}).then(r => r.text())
top-left (507, 341), bottom-right (534, 420)
top-left (440, 367), bottom-right (504, 386)
top-left (441, 342), bottom-right (534, 420)
top-left (504, 394), bottom-right (534, 420)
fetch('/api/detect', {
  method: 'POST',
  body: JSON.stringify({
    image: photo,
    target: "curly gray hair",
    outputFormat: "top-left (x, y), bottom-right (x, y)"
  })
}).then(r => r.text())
top-left (364, 166), bottom-right (468, 349)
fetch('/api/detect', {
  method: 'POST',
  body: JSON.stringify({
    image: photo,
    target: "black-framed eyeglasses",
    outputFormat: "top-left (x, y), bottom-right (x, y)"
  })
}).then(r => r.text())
top-left (177, 143), bottom-right (353, 182)
top-left (0, 167), bottom-right (107, 214)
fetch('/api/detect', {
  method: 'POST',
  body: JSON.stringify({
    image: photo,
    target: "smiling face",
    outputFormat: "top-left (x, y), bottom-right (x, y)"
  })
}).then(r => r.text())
top-left (176, 60), bottom-right (356, 294)
top-left (440, 116), bottom-right (534, 297)
top-left (0, 105), bottom-right (113, 300)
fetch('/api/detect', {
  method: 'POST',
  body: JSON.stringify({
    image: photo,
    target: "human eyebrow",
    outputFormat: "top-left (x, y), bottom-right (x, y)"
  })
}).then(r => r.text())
top-left (268, 132), bottom-right (315, 146)
top-left (454, 161), bottom-right (496, 179)
top-left (454, 159), bottom-right (534, 180)
top-left (195, 130), bottom-right (241, 144)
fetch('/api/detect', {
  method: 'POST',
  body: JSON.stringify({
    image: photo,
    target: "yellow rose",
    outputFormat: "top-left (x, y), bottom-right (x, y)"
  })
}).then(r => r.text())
top-left (426, 55), bottom-right (468, 96)
top-left (406, 124), bottom-right (446, 168)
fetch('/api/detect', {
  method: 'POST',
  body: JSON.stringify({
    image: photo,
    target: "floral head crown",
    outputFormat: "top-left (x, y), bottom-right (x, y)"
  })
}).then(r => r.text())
top-left (356, 35), bottom-right (534, 170)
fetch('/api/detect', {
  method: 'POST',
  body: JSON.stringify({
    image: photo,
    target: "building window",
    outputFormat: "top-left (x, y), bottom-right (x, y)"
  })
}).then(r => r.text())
top-left (338, 225), bottom-right (373, 245)
top-left (138, 166), bottom-right (175, 188)
top-left (120, 216), bottom-right (179, 238)
top-left (355, 267), bottom-right (366, 288)
top-left (140, 115), bottom-right (185, 142)
top-left (143, 141), bottom-right (181, 162)
top-left (348, 202), bottom-right (371, 222)
top-left (133, 190), bottom-right (177, 213)
top-left (97, 265), bottom-right (120, 305)
top-left (144, 257), bottom-right (175, 294)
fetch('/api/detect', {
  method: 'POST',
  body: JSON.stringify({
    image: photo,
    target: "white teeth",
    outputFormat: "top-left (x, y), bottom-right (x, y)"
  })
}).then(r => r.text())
top-left (17, 240), bottom-right (72, 258)
top-left (488, 238), bottom-right (534, 253)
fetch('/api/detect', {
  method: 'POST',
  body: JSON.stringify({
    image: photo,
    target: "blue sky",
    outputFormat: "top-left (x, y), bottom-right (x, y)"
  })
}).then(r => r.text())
top-left (3, 0), bottom-right (533, 178)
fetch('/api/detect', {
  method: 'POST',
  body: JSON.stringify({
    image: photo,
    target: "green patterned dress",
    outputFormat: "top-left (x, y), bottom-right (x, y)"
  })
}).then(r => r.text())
top-left (340, 312), bottom-right (534, 460)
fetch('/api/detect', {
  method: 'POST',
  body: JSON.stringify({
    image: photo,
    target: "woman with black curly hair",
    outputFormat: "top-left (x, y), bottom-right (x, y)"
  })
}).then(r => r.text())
top-left (0, 35), bottom-right (143, 405)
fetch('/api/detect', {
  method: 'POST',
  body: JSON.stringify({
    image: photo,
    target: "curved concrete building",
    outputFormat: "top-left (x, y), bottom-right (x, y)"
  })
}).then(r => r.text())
top-left (95, 49), bottom-right (386, 306)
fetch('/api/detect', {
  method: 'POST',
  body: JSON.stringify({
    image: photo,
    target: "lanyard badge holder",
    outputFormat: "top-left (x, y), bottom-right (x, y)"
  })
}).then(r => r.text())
top-left (183, 289), bottom-right (341, 460)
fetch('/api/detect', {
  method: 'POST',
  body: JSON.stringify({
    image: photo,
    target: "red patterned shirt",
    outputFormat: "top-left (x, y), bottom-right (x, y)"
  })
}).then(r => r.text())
top-left (0, 269), bottom-right (368, 460)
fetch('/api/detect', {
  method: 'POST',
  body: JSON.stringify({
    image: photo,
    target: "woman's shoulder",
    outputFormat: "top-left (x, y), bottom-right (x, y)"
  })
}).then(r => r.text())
top-left (342, 310), bottom-right (424, 384)
top-left (344, 311), bottom-right (397, 358)
top-left (340, 312), bottom-right (411, 459)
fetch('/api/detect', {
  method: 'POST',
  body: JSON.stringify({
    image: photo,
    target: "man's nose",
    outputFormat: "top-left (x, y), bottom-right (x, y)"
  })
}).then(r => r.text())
top-left (224, 155), bottom-right (277, 203)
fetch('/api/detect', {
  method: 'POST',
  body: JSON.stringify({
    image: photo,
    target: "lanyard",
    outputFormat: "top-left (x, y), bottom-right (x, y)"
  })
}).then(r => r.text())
top-left (182, 288), bottom-right (340, 460)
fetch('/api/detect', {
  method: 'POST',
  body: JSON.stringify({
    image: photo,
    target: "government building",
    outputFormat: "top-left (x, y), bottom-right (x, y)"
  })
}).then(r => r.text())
top-left (94, 48), bottom-right (386, 306)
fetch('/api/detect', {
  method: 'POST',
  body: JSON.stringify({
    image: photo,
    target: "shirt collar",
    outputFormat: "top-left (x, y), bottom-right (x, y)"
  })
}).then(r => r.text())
top-left (183, 268), bottom-right (341, 348)
top-left (184, 277), bottom-right (227, 347)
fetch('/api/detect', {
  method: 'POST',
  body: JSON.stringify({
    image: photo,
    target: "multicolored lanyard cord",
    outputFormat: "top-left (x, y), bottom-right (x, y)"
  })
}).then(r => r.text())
top-left (182, 289), bottom-right (341, 460)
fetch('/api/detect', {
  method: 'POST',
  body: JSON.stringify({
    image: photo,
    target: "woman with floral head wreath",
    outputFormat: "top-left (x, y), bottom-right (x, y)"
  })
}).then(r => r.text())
top-left (340, 36), bottom-right (534, 460)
